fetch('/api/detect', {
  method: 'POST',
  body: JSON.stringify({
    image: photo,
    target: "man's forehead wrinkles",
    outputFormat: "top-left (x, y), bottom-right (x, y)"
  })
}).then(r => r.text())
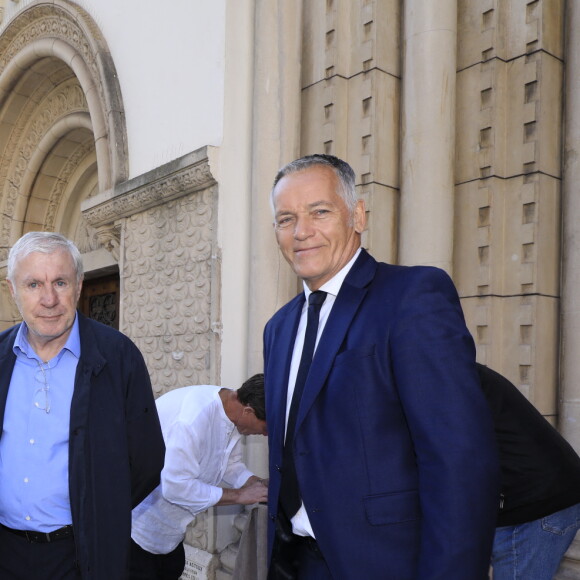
top-left (276, 200), bottom-right (336, 213)
top-left (20, 272), bottom-right (71, 282)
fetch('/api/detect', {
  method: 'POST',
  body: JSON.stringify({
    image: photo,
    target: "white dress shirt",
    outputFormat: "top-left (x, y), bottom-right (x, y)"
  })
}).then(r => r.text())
top-left (131, 385), bottom-right (254, 554)
top-left (286, 248), bottom-right (361, 537)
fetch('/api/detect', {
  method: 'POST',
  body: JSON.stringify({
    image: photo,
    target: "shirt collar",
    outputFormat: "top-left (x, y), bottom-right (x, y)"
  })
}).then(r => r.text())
top-left (13, 312), bottom-right (81, 361)
top-left (302, 247), bottom-right (361, 301)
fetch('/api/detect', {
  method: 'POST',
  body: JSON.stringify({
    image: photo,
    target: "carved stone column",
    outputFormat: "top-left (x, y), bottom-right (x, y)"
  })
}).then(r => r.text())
top-left (557, 1), bottom-right (580, 572)
top-left (246, 0), bottom-right (304, 479)
top-left (560, 0), bottom-right (580, 453)
top-left (399, 0), bottom-right (457, 272)
top-left (247, 0), bottom-right (304, 370)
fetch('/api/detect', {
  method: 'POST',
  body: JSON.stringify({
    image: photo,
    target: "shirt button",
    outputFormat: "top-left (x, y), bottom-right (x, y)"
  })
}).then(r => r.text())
top-left (25, 516), bottom-right (31, 521)
top-left (29, 439), bottom-right (35, 445)
top-left (23, 478), bottom-right (29, 483)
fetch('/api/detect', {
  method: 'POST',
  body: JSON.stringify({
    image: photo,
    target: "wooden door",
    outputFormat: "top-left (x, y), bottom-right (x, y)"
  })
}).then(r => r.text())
top-left (79, 274), bottom-right (120, 330)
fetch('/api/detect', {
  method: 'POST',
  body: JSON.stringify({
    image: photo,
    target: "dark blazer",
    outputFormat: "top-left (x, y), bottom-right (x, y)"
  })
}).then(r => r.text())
top-left (264, 249), bottom-right (500, 580)
top-left (0, 312), bottom-right (165, 579)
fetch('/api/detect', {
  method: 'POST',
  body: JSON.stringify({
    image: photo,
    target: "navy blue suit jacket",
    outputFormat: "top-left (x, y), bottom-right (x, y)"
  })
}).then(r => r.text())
top-left (264, 249), bottom-right (500, 579)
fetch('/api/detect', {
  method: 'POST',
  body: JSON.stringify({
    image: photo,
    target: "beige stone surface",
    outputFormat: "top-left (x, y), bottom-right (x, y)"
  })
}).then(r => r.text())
top-left (301, 74), bottom-right (350, 158)
top-left (462, 294), bottom-right (559, 416)
top-left (456, 53), bottom-right (563, 183)
top-left (359, 183), bottom-right (399, 264)
top-left (301, 0), bottom-right (400, 86)
top-left (454, 174), bottom-right (560, 298)
top-left (399, 0), bottom-right (457, 271)
top-left (560, 0), bottom-right (580, 459)
top-left (346, 70), bottom-right (400, 189)
top-left (301, 70), bottom-right (399, 188)
top-left (458, 0), bottom-right (564, 71)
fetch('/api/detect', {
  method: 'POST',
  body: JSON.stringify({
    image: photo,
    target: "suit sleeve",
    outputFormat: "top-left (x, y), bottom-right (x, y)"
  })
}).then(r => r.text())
top-left (390, 267), bottom-right (500, 579)
top-left (124, 342), bottom-right (165, 508)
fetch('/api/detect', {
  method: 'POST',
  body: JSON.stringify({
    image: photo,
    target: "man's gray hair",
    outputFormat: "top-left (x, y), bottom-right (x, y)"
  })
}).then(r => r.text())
top-left (270, 154), bottom-right (359, 215)
top-left (7, 232), bottom-right (84, 283)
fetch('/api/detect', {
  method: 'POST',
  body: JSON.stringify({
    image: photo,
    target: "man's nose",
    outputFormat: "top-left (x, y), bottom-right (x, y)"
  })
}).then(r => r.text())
top-left (293, 214), bottom-right (314, 239)
top-left (40, 285), bottom-right (58, 306)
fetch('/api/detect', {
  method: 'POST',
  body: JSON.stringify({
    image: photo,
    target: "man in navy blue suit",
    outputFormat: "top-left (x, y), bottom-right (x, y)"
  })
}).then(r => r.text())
top-left (264, 154), bottom-right (500, 579)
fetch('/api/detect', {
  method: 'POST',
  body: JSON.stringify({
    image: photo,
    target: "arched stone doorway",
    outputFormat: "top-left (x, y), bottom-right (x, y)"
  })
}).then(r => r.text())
top-left (0, 0), bottom-right (127, 327)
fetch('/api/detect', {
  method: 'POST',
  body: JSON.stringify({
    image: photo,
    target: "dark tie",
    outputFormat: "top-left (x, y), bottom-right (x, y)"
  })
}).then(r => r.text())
top-left (279, 290), bottom-right (327, 521)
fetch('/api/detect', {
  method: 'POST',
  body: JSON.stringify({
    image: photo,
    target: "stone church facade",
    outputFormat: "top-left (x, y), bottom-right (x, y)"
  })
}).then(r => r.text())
top-left (0, 0), bottom-right (577, 577)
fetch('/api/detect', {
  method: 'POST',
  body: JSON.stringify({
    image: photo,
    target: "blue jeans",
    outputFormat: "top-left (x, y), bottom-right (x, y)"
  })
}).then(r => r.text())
top-left (492, 503), bottom-right (580, 580)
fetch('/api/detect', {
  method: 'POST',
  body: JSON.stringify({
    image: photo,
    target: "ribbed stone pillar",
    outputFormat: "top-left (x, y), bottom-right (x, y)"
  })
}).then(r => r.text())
top-left (245, 0), bottom-right (303, 475)
top-left (560, 0), bottom-right (580, 453)
top-left (399, 0), bottom-right (457, 273)
top-left (557, 12), bottom-right (580, 579)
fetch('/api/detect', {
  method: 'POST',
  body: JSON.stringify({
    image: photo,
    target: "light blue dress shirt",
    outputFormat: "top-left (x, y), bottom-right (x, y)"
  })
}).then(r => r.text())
top-left (0, 315), bottom-right (80, 532)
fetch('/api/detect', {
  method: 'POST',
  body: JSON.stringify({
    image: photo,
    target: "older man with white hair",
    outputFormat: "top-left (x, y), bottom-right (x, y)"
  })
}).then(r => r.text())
top-left (0, 231), bottom-right (165, 579)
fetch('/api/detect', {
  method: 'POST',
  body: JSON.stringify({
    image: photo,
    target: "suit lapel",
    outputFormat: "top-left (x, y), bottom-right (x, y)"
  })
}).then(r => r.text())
top-left (294, 250), bottom-right (377, 434)
top-left (0, 325), bottom-right (19, 432)
top-left (269, 295), bottom-right (305, 452)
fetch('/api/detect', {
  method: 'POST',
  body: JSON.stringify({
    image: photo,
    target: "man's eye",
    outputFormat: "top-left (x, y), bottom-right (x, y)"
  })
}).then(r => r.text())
top-left (56, 281), bottom-right (66, 287)
top-left (313, 209), bottom-right (330, 217)
top-left (29, 282), bottom-right (38, 289)
top-left (276, 217), bottom-right (294, 228)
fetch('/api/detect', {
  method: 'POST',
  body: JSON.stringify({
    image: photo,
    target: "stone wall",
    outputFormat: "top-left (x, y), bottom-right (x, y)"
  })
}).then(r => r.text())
top-left (455, 0), bottom-right (564, 417)
top-left (82, 148), bottom-right (220, 395)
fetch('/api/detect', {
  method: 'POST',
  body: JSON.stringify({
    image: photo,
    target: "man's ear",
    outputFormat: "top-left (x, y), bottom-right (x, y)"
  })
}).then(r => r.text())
top-left (6, 279), bottom-right (15, 299)
top-left (353, 199), bottom-right (366, 234)
top-left (76, 278), bottom-right (83, 302)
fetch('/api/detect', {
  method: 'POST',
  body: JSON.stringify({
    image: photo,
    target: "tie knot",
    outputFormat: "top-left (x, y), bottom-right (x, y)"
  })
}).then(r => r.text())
top-left (308, 290), bottom-right (327, 307)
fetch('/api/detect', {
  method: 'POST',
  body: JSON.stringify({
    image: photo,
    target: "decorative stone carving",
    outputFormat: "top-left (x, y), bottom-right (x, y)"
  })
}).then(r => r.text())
top-left (94, 224), bottom-right (121, 261)
top-left (0, 0), bottom-right (128, 220)
top-left (45, 139), bottom-right (95, 229)
top-left (185, 510), bottom-right (210, 552)
top-left (80, 149), bottom-right (219, 396)
top-left (0, 80), bottom-right (89, 257)
top-left (0, 5), bottom-right (104, 117)
top-left (122, 186), bottom-right (218, 395)
top-left (73, 217), bottom-right (101, 255)
top-left (82, 158), bottom-right (215, 228)
top-left (0, 275), bottom-right (20, 328)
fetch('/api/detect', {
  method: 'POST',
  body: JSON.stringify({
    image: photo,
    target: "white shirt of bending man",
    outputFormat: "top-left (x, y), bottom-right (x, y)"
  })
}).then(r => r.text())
top-left (132, 385), bottom-right (258, 554)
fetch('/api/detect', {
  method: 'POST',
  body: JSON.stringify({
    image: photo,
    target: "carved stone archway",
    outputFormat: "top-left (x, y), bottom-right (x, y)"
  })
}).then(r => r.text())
top-left (0, 0), bottom-right (128, 327)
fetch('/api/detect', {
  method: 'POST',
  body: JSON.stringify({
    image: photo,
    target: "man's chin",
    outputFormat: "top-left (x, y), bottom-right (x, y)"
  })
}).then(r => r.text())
top-left (31, 325), bottom-right (69, 342)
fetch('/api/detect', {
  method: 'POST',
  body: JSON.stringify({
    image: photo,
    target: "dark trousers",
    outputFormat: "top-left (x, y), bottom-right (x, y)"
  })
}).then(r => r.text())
top-left (129, 539), bottom-right (185, 580)
top-left (268, 512), bottom-right (332, 580)
top-left (0, 525), bottom-right (80, 580)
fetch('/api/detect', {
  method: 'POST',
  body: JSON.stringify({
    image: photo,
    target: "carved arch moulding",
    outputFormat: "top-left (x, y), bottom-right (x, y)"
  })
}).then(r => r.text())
top-left (0, 0), bottom-right (128, 256)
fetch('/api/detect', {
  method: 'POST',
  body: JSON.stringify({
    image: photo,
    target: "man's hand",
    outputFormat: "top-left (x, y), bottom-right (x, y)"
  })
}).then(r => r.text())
top-left (217, 476), bottom-right (268, 506)
top-left (242, 475), bottom-right (269, 488)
